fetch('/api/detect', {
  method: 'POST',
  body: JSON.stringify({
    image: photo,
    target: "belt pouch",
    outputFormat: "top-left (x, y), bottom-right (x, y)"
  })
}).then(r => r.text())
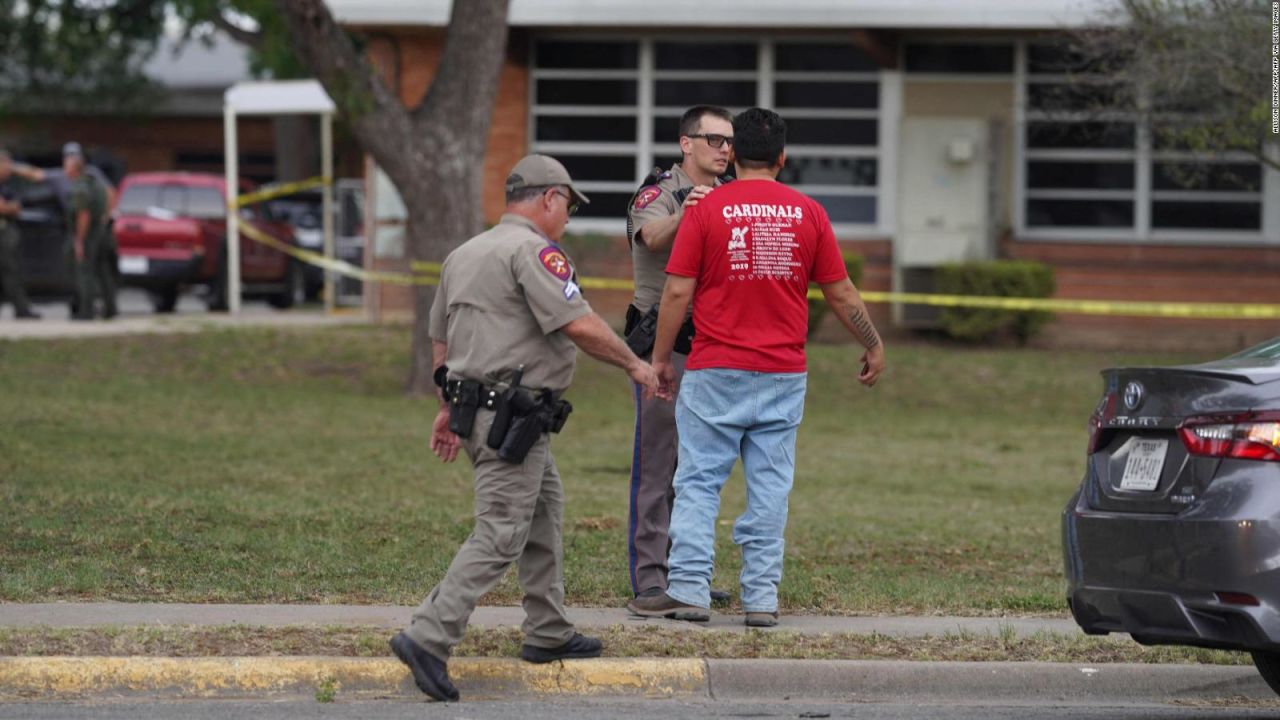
top-left (447, 382), bottom-right (480, 438)
top-left (547, 400), bottom-right (573, 433)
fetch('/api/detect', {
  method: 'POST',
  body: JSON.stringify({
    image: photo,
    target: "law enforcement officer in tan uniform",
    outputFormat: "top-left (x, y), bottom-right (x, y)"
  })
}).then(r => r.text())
top-left (623, 105), bottom-right (734, 605)
top-left (391, 154), bottom-right (666, 703)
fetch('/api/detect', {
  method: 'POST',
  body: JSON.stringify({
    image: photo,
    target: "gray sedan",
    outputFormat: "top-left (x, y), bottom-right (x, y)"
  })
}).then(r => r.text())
top-left (1063, 337), bottom-right (1280, 695)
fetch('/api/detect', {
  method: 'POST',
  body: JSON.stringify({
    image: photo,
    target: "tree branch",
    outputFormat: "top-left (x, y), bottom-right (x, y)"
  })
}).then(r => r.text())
top-left (211, 11), bottom-right (263, 51)
top-left (274, 0), bottom-right (415, 189)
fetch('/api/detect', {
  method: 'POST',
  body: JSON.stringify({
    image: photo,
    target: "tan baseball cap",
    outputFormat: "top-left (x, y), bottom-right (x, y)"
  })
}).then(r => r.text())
top-left (504, 154), bottom-right (590, 206)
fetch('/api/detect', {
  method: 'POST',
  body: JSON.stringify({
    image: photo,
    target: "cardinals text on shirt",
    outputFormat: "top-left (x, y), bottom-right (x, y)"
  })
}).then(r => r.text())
top-left (720, 203), bottom-right (803, 222)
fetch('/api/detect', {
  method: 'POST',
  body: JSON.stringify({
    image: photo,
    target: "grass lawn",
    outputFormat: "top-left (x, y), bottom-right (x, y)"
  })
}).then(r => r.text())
top-left (0, 326), bottom-right (1206, 614)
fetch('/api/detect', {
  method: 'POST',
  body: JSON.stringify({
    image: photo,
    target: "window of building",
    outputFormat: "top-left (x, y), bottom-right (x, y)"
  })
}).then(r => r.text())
top-left (904, 43), bottom-right (1015, 74)
top-left (1020, 42), bottom-right (1268, 238)
top-left (529, 37), bottom-right (886, 232)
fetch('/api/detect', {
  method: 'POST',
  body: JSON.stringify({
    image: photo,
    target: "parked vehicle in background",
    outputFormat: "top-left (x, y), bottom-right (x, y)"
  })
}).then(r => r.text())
top-left (264, 178), bottom-right (365, 304)
top-left (1063, 337), bottom-right (1280, 697)
top-left (14, 178), bottom-right (71, 299)
top-left (112, 172), bottom-right (301, 313)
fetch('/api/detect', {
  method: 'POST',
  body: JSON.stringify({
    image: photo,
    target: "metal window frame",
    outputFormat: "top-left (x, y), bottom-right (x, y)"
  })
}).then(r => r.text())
top-left (1013, 38), bottom-right (1274, 243)
top-left (529, 32), bottom-right (891, 238)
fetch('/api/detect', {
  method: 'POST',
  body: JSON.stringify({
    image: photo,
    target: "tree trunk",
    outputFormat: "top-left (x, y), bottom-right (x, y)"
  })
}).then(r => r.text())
top-left (275, 0), bottom-right (511, 396)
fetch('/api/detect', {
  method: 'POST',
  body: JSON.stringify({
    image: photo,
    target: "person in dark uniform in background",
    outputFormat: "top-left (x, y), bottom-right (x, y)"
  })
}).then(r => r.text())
top-left (389, 154), bottom-right (667, 703)
top-left (623, 105), bottom-right (735, 607)
top-left (0, 149), bottom-right (43, 319)
top-left (61, 144), bottom-right (112, 320)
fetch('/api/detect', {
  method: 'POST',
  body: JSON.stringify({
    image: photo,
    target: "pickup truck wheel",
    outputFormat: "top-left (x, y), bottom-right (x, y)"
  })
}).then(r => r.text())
top-left (267, 261), bottom-right (300, 310)
top-left (150, 286), bottom-right (179, 314)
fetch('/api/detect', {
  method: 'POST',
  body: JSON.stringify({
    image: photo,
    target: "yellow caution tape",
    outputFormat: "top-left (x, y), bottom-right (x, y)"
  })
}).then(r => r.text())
top-left (233, 176), bottom-right (332, 209)
top-left (246, 236), bottom-right (1280, 320)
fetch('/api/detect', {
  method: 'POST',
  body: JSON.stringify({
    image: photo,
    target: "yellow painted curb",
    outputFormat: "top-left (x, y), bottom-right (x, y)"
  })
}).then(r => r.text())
top-left (0, 657), bottom-right (707, 700)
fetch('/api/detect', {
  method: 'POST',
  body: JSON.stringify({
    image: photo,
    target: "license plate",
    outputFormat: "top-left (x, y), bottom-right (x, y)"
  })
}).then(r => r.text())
top-left (1120, 438), bottom-right (1168, 491)
top-left (118, 256), bottom-right (149, 275)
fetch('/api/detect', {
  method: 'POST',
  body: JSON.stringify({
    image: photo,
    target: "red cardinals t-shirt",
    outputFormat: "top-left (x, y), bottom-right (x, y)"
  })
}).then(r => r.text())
top-left (666, 179), bottom-right (847, 373)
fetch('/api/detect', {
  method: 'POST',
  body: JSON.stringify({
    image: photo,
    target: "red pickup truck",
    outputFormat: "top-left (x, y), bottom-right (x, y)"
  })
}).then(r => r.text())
top-left (112, 172), bottom-right (302, 312)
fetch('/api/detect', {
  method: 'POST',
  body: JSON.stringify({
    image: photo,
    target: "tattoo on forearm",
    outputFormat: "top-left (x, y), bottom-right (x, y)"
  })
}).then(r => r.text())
top-left (847, 306), bottom-right (881, 350)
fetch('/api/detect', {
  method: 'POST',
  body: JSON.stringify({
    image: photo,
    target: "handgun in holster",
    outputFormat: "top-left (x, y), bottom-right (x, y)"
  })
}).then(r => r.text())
top-left (624, 304), bottom-right (659, 357)
top-left (487, 366), bottom-right (531, 450)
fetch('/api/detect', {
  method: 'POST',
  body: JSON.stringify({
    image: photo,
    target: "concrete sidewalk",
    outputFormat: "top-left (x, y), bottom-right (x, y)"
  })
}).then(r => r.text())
top-left (0, 603), bottom-right (1080, 638)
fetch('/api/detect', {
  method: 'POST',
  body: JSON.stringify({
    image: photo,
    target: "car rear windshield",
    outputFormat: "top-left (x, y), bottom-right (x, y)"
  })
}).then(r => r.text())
top-left (117, 184), bottom-right (226, 220)
top-left (1230, 337), bottom-right (1280, 360)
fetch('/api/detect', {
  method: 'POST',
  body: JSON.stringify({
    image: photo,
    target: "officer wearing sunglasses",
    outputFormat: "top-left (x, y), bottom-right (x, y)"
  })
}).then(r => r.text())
top-left (623, 105), bottom-right (736, 611)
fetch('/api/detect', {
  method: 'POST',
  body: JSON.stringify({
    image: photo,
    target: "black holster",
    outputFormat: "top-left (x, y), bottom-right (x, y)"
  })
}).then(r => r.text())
top-left (446, 380), bottom-right (481, 438)
top-left (624, 304), bottom-right (695, 357)
top-left (489, 391), bottom-right (574, 464)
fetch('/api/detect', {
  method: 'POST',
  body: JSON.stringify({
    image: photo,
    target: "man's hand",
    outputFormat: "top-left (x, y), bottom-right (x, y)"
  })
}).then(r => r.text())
top-left (653, 358), bottom-right (678, 400)
top-left (858, 345), bottom-right (885, 388)
top-left (681, 185), bottom-right (713, 212)
top-left (430, 407), bottom-right (462, 462)
top-left (629, 360), bottom-right (667, 401)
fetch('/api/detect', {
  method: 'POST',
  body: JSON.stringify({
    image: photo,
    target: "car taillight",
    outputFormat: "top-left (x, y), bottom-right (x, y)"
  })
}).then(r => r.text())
top-left (1086, 391), bottom-right (1117, 454)
top-left (1179, 412), bottom-right (1280, 462)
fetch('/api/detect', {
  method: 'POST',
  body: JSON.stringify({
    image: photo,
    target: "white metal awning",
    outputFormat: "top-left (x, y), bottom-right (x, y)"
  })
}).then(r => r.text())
top-left (224, 79), bottom-right (336, 116)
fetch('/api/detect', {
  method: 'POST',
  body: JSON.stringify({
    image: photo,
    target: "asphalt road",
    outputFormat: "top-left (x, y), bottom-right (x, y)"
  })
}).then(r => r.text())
top-left (3, 699), bottom-right (1278, 720)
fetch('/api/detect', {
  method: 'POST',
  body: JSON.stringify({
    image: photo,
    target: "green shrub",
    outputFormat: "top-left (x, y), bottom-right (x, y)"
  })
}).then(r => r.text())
top-left (935, 261), bottom-right (1055, 344)
top-left (807, 250), bottom-right (865, 338)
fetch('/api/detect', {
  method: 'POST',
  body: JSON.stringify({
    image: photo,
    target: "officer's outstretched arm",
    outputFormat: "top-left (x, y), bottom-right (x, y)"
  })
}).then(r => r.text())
top-left (560, 313), bottom-right (663, 399)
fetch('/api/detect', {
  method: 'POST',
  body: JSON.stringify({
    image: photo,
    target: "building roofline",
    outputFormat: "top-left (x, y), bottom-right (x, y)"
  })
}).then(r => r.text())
top-left (329, 0), bottom-right (1121, 30)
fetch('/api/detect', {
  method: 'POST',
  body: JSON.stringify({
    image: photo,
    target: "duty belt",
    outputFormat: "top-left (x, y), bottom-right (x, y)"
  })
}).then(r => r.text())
top-left (445, 379), bottom-right (501, 410)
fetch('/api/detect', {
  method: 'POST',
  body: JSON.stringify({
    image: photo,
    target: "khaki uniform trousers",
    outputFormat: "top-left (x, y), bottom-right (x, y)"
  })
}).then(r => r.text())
top-left (407, 407), bottom-right (575, 660)
top-left (628, 351), bottom-right (687, 594)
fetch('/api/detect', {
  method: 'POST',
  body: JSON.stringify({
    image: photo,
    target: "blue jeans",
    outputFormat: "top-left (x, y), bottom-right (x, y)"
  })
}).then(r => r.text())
top-left (666, 368), bottom-right (807, 613)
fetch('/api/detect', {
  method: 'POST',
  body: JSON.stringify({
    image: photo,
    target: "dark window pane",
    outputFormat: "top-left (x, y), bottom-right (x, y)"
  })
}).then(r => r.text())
top-left (811, 195), bottom-right (876, 224)
top-left (1026, 122), bottom-right (1134, 149)
top-left (1153, 163), bottom-right (1263, 192)
top-left (536, 115), bottom-right (637, 142)
top-left (1028, 82), bottom-right (1124, 112)
top-left (904, 44), bottom-right (1013, 73)
top-left (536, 79), bottom-right (636, 105)
top-left (655, 42), bottom-right (756, 70)
top-left (116, 184), bottom-right (162, 216)
top-left (1027, 43), bottom-right (1127, 74)
top-left (557, 155), bottom-right (636, 183)
top-left (1152, 201), bottom-right (1261, 230)
top-left (655, 80), bottom-right (756, 108)
top-left (535, 41), bottom-right (637, 69)
top-left (1026, 198), bottom-right (1134, 227)
top-left (778, 157), bottom-right (877, 187)
top-left (775, 43), bottom-right (878, 72)
top-left (775, 81), bottom-right (878, 109)
top-left (572, 192), bottom-right (633, 219)
top-left (187, 188), bottom-right (226, 220)
top-left (652, 116), bottom-right (682, 143)
top-left (787, 118), bottom-right (877, 146)
top-left (1026, 161), bottom-right (1134, 189)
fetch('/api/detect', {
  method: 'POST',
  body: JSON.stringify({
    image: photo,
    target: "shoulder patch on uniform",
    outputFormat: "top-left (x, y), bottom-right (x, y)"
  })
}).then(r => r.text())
top-left (538, 246), bottom-right (572, 281)
top-left (633, 185), bottom-right (662, 210)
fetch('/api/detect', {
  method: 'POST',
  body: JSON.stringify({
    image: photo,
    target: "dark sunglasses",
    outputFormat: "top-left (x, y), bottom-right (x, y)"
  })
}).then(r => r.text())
top-left (550, 188), bottom-right (580, 216)
top-left (687, 133), bottom-right (734, 149)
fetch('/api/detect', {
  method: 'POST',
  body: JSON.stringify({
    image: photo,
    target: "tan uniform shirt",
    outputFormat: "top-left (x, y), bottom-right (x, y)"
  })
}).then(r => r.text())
top-left (429, 214), bottom-right (593, 393)
top-left (626, 163), bottom-right (723, 313)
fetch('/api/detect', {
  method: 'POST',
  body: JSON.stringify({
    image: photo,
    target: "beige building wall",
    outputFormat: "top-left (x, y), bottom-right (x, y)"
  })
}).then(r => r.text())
top-left (901, 80), bottom-right (1016, 230)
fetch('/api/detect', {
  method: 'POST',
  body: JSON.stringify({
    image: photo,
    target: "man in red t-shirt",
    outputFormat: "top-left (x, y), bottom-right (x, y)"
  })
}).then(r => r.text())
top-left (627, 108), bottom-right (886, 627)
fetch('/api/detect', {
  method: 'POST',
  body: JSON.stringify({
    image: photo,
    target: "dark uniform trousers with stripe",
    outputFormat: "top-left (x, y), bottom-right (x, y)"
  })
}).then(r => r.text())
top-left (628, 350), bottom-right (687, 595)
